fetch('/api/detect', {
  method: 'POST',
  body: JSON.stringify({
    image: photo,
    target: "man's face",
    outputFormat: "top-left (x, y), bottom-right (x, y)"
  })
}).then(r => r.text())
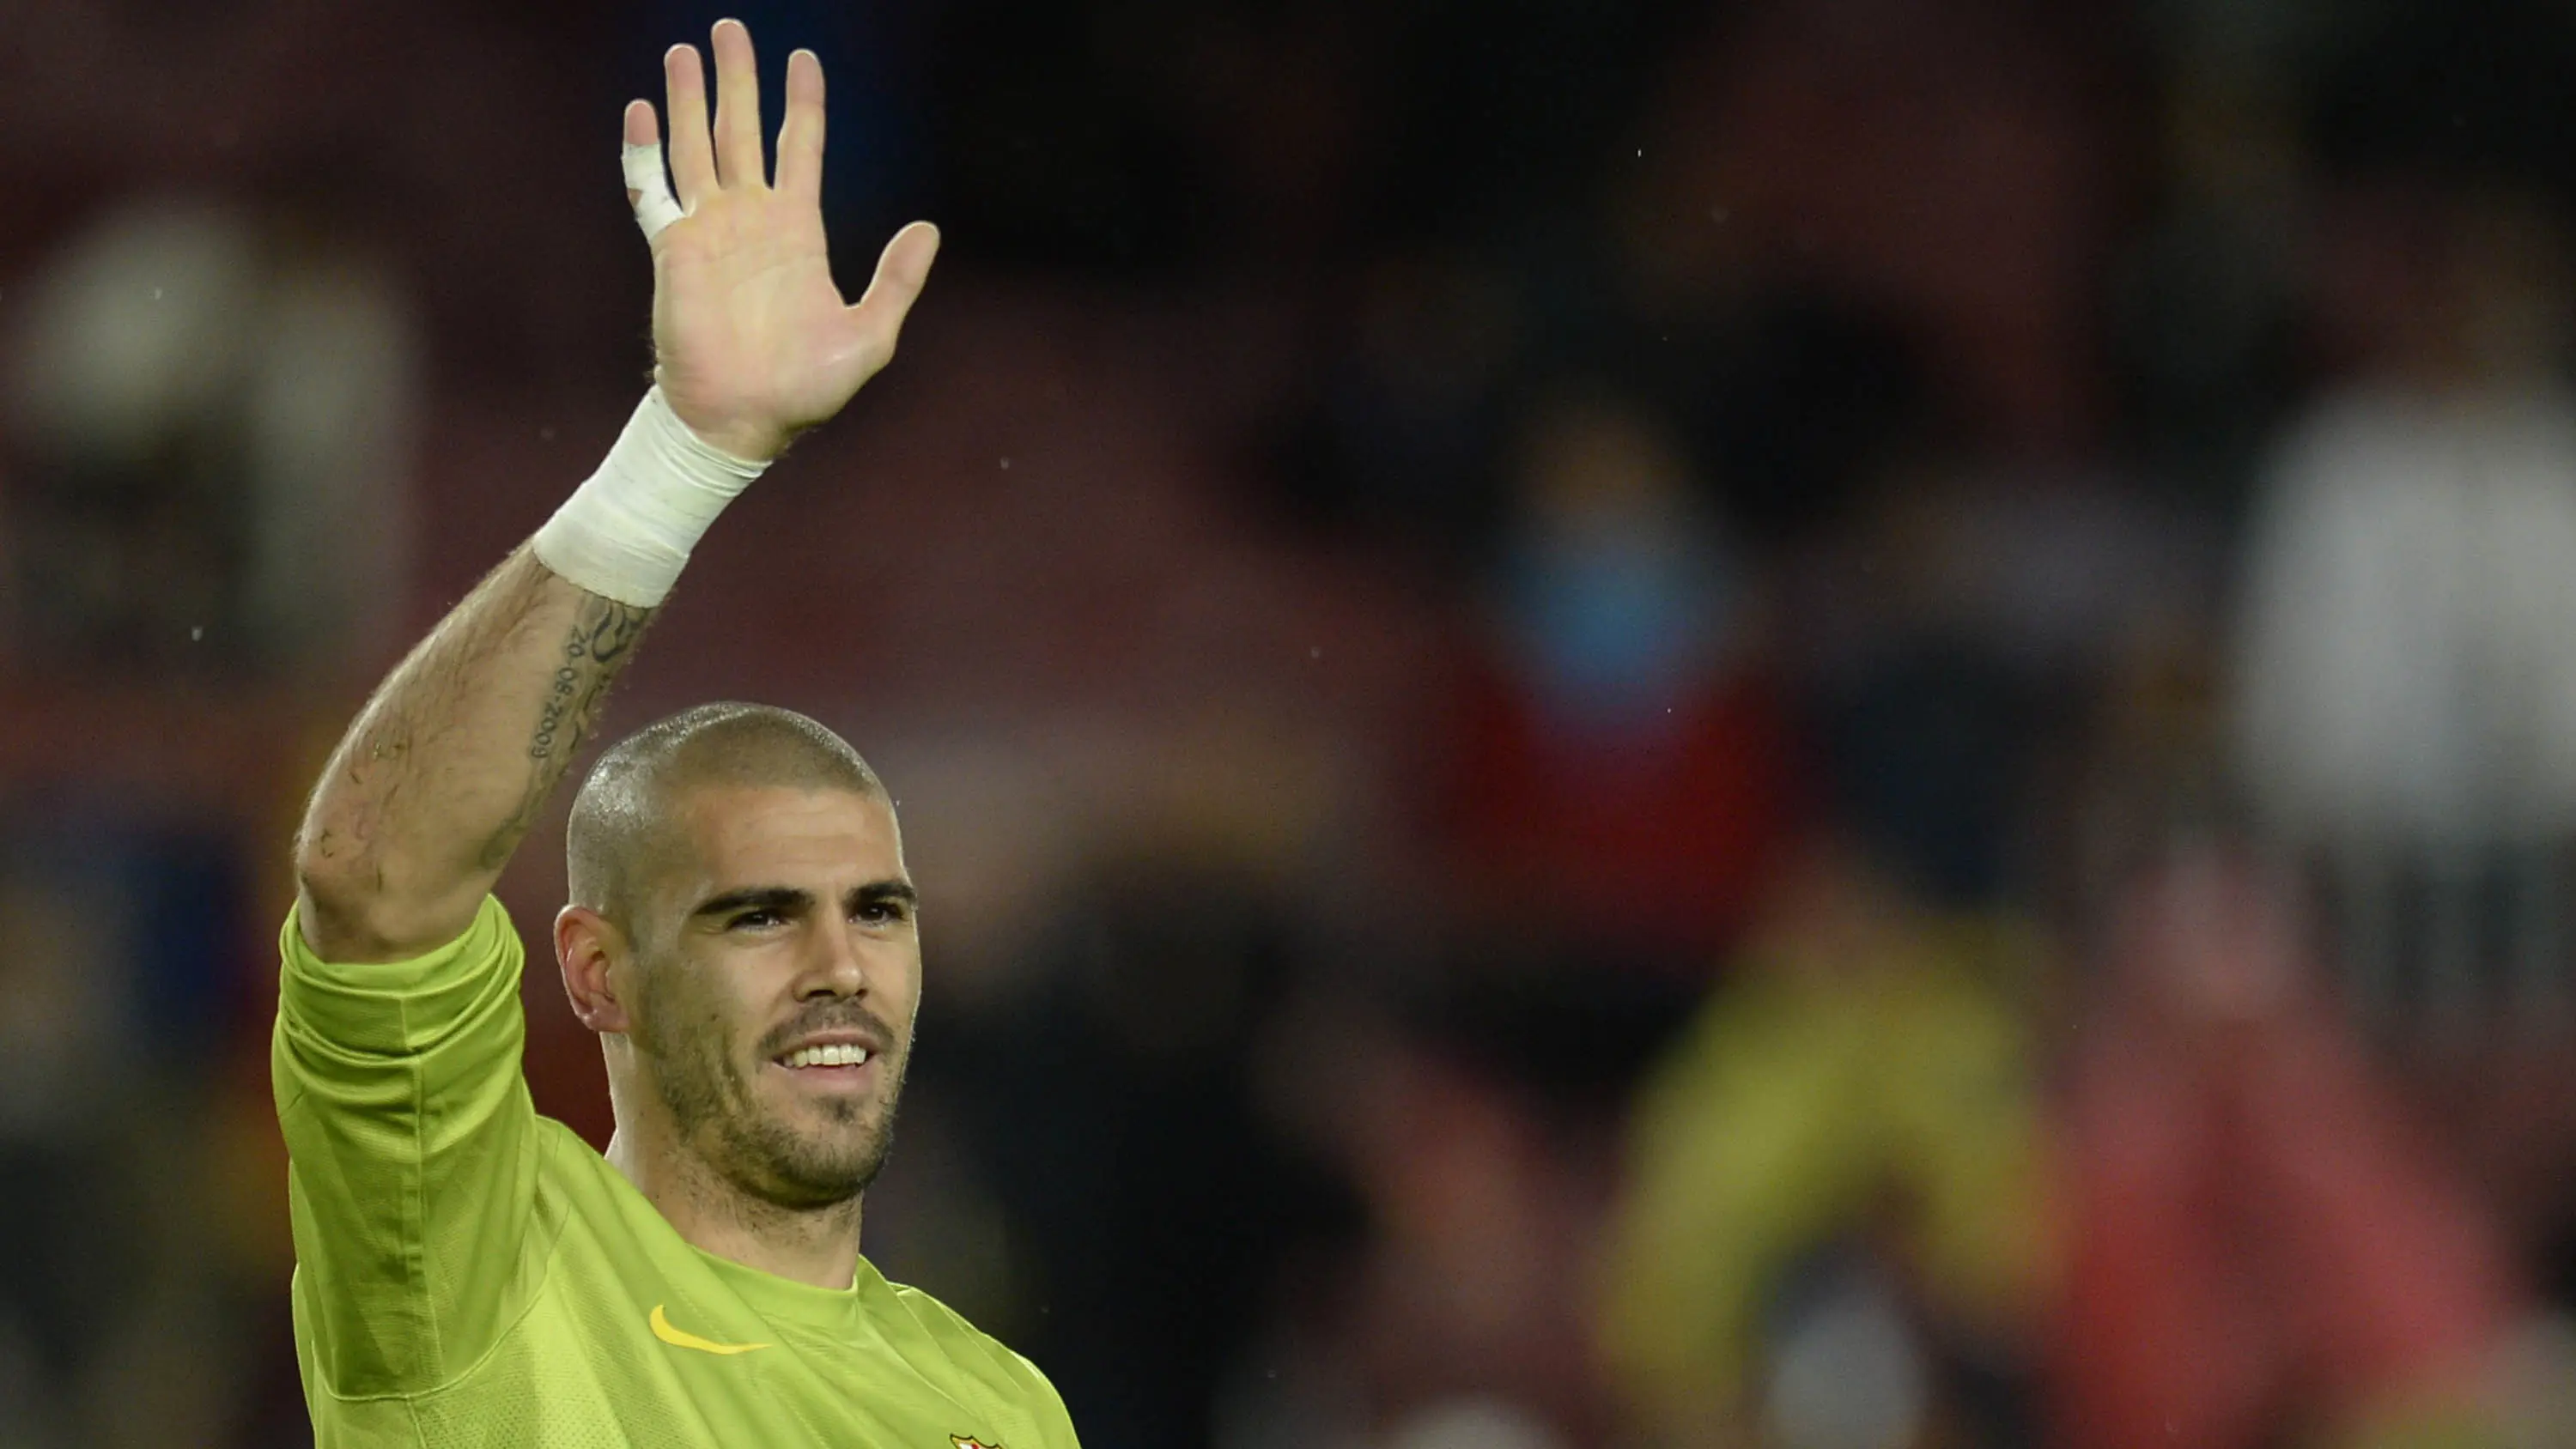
top-left (625, 785), bottom-right (920, 1209)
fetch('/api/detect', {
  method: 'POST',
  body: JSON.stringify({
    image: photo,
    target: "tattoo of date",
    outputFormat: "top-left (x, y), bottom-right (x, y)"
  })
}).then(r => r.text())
top-left (481, 594), bottom-right (650, 866)
top-left (532, 601), bottom-right (641, 758)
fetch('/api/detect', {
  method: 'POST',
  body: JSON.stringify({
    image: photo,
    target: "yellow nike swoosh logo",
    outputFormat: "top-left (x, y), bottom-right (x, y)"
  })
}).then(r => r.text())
top-left (649, 1303), bottom-right (769, 1355)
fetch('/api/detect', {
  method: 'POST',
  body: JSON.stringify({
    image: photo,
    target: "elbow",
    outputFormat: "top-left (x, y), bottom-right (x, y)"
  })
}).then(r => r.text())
top-left (292, 831), bottom-right (465, 963)
top-left (293, 839), bottom-right (393, 961)
top-left (292, 821), bottom-right (376, 923)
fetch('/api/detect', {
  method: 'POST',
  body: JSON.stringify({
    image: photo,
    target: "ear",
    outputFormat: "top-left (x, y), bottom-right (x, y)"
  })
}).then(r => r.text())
top-left (556, 904), bottom-right (635, 1034)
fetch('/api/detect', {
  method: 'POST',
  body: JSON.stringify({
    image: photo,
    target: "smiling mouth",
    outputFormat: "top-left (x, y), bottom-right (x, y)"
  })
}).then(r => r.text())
top-left (779, 1043), bottom-right (871, 1069)
top-left (767, 1042), bottom-right (880, 1089)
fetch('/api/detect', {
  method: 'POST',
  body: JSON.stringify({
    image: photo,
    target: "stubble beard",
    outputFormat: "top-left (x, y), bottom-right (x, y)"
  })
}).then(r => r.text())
top-left (637, 984), bottom-right (909, 1211)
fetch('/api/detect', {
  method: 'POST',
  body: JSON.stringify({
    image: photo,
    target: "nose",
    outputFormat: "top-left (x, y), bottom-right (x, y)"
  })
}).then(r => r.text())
top-left (795, 917), bottom-right (870, 1000)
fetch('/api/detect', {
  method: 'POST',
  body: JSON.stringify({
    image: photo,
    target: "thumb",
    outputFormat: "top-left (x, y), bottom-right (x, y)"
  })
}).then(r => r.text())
top-left (847, 221), bottom-right (940, 361)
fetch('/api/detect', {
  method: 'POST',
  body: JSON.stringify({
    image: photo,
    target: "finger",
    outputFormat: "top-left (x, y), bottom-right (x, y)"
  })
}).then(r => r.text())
top-left (848, 221), bottom-right (941, 362)
top-left (622, 101), bottom-right (683, 245)
top-left (775, 48), bottom-right (826, 203)
top-left (664, 44), bottom-right (717, 204)
top-left (710, 18), bottom-right (766, 189)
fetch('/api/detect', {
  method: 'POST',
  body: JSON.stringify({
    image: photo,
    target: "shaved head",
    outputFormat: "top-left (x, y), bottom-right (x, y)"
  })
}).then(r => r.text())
top-left (568, 702), bottom-right (886, 933)
top-left (558, 701), bottom-right (918, 1218)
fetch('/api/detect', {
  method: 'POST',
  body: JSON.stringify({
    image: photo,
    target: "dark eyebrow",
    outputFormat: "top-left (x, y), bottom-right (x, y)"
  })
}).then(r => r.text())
top-left (689, 885), bottom-right (815, 921)
top-left (686, 881), bottom-right (918, 922)
top-left (848, 880), bottom-right (920, 912)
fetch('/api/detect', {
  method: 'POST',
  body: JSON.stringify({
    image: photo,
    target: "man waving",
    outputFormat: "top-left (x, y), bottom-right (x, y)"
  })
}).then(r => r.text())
top-left (275, 20), bottom-right (1077, 1446)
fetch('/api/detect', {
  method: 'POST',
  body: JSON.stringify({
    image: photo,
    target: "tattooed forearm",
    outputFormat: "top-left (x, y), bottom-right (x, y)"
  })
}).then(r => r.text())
top-left (295, 545), bottom-right (659, 961)
top-left (486, 594), bottom-right (652, 867)
top-left (532, 596), bottom-right (647, 761)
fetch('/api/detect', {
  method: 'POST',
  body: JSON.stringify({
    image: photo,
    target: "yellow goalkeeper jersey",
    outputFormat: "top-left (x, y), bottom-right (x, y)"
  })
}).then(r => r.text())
top-left (272, 895), bottom-right (1078, 1449)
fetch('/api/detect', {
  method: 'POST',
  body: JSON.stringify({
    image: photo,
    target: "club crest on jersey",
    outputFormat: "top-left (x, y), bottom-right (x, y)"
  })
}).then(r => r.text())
top-left (951, 1437), bottom-right (1002, 1449)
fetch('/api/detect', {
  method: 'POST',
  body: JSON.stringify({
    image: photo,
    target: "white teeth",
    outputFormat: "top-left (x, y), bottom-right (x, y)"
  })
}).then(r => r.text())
top-left (782, 1044), bottom-right (872, 1069)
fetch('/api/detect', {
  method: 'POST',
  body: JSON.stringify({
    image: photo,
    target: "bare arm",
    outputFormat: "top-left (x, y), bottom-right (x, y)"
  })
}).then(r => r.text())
top-left (292, 21), bottom-right (934, 962)
top-left (293, 553), bottom-right (646, 961)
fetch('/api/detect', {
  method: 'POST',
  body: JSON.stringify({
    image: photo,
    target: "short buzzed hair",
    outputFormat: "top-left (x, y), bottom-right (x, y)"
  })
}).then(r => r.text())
top-left (568, 702), bottom-right (886, 931)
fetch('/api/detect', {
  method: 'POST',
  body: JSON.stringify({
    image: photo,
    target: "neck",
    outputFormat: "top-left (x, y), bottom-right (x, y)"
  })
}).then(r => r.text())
top-left (605, 1130), bottom-right (866, 1290)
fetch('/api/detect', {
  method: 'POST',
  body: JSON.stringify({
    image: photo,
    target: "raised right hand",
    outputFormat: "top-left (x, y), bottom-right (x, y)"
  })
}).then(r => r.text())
top-left (625, 19), bottom-right (937, 463)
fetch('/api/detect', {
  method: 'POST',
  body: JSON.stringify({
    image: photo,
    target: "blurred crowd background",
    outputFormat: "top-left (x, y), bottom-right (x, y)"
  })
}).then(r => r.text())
top-left (11, 0), bottom-right (2576, 1444)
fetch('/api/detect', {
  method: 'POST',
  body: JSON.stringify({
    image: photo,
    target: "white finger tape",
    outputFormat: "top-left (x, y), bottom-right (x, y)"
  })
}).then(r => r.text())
top-left (622, 142), bottom-right (684, 242)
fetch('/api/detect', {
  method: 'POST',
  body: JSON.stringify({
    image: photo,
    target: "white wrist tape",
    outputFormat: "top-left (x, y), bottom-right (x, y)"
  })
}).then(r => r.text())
top-left (532, 386), bottom-right (767, 607)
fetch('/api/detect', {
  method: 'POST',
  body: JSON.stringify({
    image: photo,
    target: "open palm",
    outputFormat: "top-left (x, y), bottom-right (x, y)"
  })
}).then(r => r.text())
top-left (626, 21), bottom-right (938, 462)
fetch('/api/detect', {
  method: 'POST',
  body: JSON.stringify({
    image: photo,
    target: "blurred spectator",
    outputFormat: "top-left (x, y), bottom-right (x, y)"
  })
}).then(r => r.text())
top-left (2053, 851), bottom-right (2515, 1449)
top-left (3, 192), bottom-right (417, 675)
top-left (1790, 452), bottom-right (2213, 910)
top-left (0, 811), bottom-right (257, 1446)
top-left (1597, 838), bottom-right (2051, 1448)
top-left (2232, 184), bottom-right (2576, 1028)
top-left (5, 199), bottom-right (261, 668)
top-left (1433, 384), bottom-right (1802, 966)
top-left (1229, 992), bottom-right (1613, 1449)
